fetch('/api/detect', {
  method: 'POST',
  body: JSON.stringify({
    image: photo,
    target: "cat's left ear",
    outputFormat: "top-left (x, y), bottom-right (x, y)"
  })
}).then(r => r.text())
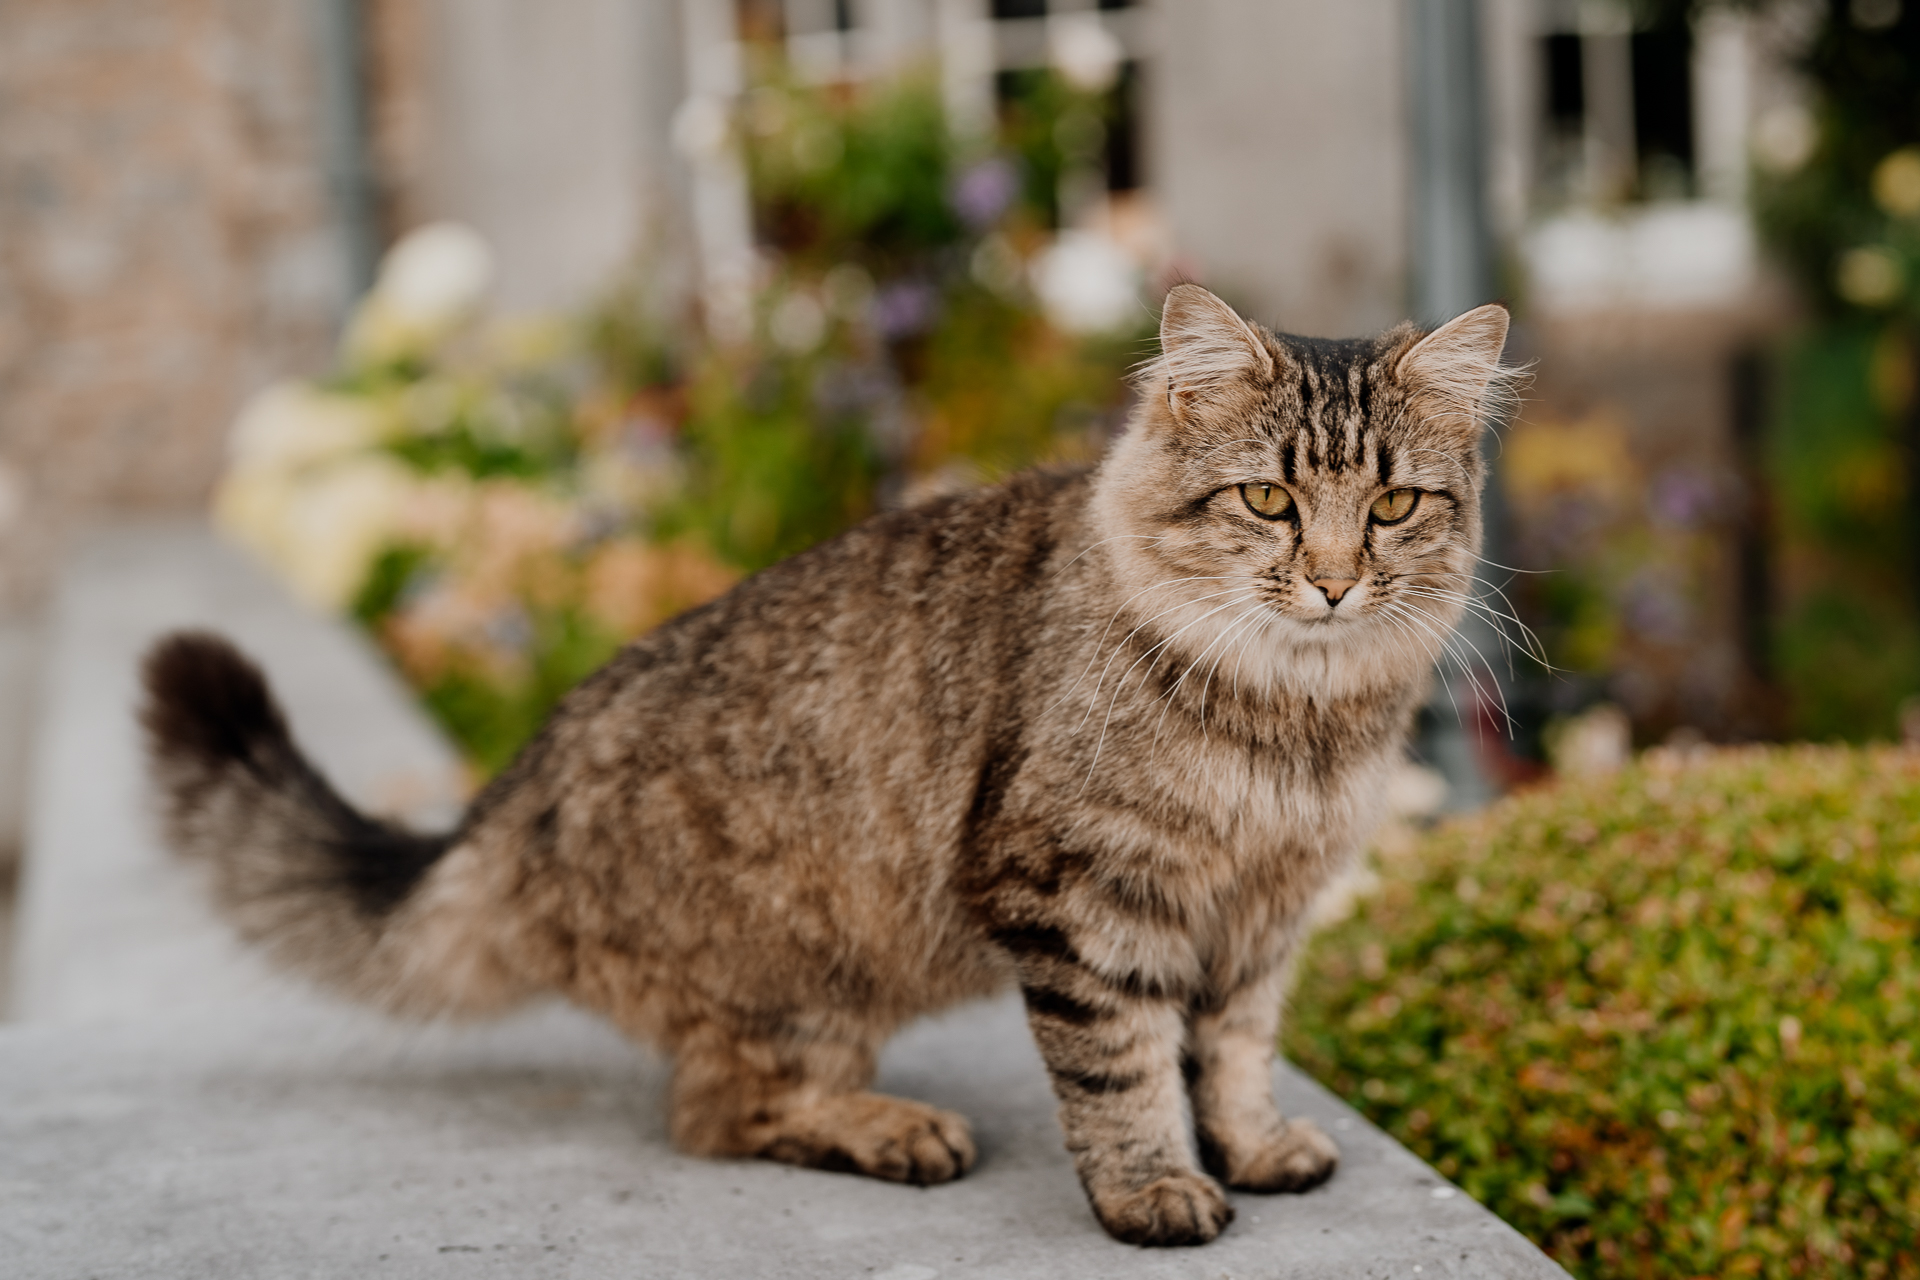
top-left (1157, 284), bottom-right (1275, 421)
top-left (1396, 303), bottom-right (1514, 437)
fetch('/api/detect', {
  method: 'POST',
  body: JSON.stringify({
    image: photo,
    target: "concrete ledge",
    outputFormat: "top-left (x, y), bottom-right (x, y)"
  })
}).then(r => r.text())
top-left (2, 996), bottom-right (1561, 1278)
top-left (0, 523), bottom-right (1569, 1278)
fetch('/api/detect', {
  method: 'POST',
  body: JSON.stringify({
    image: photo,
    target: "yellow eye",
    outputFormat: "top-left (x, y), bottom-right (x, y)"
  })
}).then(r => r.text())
top-left (1240, 483), bottom-right (1294, 519)
top-left (1370, 488), bottom-right (1418, 524)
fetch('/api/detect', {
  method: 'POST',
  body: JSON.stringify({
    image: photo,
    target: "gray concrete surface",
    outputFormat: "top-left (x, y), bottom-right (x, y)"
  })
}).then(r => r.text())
top-left (0, 523), bottom-right (1568, 1278)
top-left (10, 522), bottom-right (466, 1024)
top-left (3, 994), bottom-right (1563, 1280)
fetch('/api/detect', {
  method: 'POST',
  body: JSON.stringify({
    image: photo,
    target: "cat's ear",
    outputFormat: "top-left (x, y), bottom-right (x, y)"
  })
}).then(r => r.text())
top-left (1395, 303), bottom-right (1515, 437)
top-left (1157, 284), bottom-right (1275, 420)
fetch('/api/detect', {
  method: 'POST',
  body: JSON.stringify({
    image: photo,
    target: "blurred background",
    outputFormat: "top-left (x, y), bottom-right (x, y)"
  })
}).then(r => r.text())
top-left (0, 0), bottom-right (1915, 985)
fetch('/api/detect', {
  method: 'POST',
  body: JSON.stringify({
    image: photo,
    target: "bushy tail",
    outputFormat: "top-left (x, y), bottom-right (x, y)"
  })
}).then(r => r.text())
top-left (140, 631), bottom-right (523, 1016)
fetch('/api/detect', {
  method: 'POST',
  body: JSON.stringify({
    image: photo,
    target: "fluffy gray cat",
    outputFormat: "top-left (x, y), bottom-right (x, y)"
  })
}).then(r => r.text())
top-left (142, 285), bottom-right (1514, 1247)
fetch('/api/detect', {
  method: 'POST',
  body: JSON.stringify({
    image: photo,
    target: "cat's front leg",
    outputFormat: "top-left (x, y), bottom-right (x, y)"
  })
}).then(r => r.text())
top-left (1185, 962), bottom-right (1338, 1193)
top-left (1003, 926), bottom-right (1233, 1247)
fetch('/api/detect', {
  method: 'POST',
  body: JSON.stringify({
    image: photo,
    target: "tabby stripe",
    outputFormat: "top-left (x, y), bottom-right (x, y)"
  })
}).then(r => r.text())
top-left (1054, 1065), bottom-right (1147, 1095)
top-left (1021, 984), bottom-right (1107, 1027)
top-left (990, 923), bottom-right (1079, 963)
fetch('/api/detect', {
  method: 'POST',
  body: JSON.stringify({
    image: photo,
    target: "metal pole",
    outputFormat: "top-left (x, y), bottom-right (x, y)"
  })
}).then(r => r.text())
top-left (1407, 0), bottom-right (1505, 809)
top-left (316, 0), bottom-right (380, 309)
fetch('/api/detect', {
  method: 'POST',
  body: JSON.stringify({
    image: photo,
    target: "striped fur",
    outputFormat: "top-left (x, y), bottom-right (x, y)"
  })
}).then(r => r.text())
top-left (142, 288), bottom-right (1512, 1247)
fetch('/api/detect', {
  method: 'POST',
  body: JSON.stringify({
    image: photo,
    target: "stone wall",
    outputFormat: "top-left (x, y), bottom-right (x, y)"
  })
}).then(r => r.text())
top-left (0, 0), bottom-right (349, 613)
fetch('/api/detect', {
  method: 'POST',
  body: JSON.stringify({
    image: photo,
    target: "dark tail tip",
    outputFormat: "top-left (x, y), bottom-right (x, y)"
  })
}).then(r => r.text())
top-left (140, 631), bottom-right (291, 770)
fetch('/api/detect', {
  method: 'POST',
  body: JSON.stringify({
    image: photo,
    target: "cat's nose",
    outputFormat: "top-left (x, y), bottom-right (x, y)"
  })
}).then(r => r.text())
top-left (1312, 577), bottom-right (1359, 605)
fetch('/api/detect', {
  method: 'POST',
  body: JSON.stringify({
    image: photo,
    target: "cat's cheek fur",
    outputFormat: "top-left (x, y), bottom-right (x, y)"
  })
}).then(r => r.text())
top-left (139, 287), bottom-right (1515, 1249)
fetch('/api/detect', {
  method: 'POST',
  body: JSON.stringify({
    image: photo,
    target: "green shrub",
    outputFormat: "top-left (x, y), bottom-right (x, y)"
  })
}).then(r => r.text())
top-left (1286, 746), bottom-right (1920, 1278)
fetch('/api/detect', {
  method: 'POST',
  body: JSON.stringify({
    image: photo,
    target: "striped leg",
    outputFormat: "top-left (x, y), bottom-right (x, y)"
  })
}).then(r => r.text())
top-left (1005, 926), bottom-right (1233, 1247)
top-left (1185, 963), bottom-right (1338, 1193)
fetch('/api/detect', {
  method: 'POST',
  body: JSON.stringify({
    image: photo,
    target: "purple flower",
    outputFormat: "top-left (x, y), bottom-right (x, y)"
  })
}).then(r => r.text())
top-left (951, 157), bottom-right (1020, 230)
top-left (1649, 467), bottom-right (1719, 529)
top-left (872, 280), bottom-right (938, 338)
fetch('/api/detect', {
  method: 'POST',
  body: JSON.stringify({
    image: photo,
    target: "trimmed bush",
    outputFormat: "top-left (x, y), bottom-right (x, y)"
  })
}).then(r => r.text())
top-left (1285, 746), bottom-right (1920, 1278)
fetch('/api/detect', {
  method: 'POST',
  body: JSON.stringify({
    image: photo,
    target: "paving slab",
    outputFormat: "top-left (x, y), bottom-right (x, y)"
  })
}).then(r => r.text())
top-left (11, 521), bottom-right (466, 1024)
top-left (1, 523), bottom-right (1569, 1279)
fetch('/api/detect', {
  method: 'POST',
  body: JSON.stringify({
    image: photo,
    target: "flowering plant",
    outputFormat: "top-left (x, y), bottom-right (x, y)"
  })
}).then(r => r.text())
top-left (216, 71), bottom-right (1153, 773)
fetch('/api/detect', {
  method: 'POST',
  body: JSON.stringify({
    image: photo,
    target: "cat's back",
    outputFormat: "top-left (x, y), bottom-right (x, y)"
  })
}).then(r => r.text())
top-left (606, 464), bottom-right (1091, 708)
top-left (506, 463), bottom-right (1096, 819)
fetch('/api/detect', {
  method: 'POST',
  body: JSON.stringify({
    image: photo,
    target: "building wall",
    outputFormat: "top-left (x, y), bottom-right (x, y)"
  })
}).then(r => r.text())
top-left (401, 0), bottom-right (689, 314)
top-left (1149, 0), bottom-right (1409, 338)
top-left (0, 0), bottom-right (348, 612)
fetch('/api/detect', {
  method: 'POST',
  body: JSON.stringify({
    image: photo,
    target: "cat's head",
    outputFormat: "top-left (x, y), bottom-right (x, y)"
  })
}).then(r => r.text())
top-left (1090, 284), bottom-right (1519, 693)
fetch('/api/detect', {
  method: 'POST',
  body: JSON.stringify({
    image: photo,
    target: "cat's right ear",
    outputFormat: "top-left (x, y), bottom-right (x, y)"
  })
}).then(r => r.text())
top-left (1157, 284), bottom-right (1275, 421)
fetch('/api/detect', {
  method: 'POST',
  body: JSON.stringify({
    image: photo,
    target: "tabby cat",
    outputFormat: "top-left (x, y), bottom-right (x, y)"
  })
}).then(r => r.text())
top-left (142, 285), bottom-right (1513, 1247)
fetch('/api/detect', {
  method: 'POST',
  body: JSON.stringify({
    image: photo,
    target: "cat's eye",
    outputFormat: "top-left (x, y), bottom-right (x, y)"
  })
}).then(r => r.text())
top-left (1240, 483), bottom-right (1294, 520)
top-left (1370, 489), bottom-right (1419, 524)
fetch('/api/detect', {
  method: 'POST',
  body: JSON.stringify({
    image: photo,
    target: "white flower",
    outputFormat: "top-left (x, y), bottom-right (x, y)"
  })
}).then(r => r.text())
top-left (217, 454), bottom-right (417, 612)
top-left (346, 223), bottom-right (496, 365)
top-left (1050, 13), bottom-right (1124, 93)
top-left (377, 222), bottom-right (494, 327)
top-left (1030, 231), bottom-right (1141, 335)
top-left (769, 290), bottom-right (828, 353)
top-left (227, 382), bottom-right (386, 473)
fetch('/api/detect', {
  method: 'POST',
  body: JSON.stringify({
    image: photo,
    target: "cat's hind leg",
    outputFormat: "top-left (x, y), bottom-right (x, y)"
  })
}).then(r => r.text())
top-left (667, 1023), bottom-right (976, 1186)
top-left (1185, 964), bottom-right (1338, 1194)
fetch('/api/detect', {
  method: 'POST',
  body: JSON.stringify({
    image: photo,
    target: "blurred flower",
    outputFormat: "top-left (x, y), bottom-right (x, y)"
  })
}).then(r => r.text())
top-left (872, 280), bottom-right (938, 338)
top-left (1648, 466), bottom-right (1720, 530)
top-left (1049, 12), bottom-right (1124, 93)
top-left (970, 234), bottom-right (1025, 296)
top-left (1501, 414), bottom-right (1639, 514)
top-left (583, 539), bottom-right (739, 637)
top-left (1835, 245), bottom-right (1903, 307)
top-left (346, 223), bottom-right (495, 366)
top-left (218, 454), bottom-right (417, 611)
top-left (1872, 146), bottom-right (1920, 218)
top-left (227, 381), bottom-right (386, 472)
top-left (380, 223), bottom-right (494, 326)
top-left (1752, 103), bottom-right (1817, 174)
top-left (1030, 230), bottom-right (1140, 334)
top-left (822, 263), bottom-right (875, 319)
top-left (769, 290), bottom-right (828, 353)
top-left (951, 157), bottom-right (1020, 230)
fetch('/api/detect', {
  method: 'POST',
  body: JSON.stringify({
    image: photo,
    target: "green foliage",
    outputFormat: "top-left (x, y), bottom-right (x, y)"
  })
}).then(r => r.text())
top-left (415, 606), bottom-right (626, 776)
top-left (1287, 747), bottom-right (1920, 1277)
top-left (1764, 322), bottom-right (1920, 739)
top-left (745, 76), bottom-right (962, 269)
top-left (1743, 6), bottom-right (1920, 739)
top-left (658, 348), bottom-right (885, 572)
top-left (1753, 8), bottom-right (1920, 320)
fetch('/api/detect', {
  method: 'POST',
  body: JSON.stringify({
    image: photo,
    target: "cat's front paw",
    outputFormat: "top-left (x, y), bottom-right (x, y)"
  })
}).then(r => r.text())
top-left (1214, 1117), bottom-right (1339, 1193)
top-left (1092, 1170), bottom-right (1234, 1247)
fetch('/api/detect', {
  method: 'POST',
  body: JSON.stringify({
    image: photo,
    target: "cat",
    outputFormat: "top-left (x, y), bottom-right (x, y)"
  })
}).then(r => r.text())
top-left (141, 285), bottom-right (1513, 1247)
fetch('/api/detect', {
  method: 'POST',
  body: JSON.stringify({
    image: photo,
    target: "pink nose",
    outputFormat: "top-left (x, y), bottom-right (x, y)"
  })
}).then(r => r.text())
top-left (1312, 578), bottom-right (1359, 604)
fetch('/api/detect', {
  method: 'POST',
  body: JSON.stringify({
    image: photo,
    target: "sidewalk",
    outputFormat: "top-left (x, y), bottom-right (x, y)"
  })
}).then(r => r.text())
top-left (0, 523), bottom-right (1570, 1279)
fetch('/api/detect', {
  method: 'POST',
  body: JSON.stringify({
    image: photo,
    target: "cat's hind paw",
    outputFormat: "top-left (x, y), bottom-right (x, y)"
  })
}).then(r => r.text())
top-left (763, 1093), bottom-right (976, 1186)
top-left (1092, 1170), bottom-right (1234, 1247)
